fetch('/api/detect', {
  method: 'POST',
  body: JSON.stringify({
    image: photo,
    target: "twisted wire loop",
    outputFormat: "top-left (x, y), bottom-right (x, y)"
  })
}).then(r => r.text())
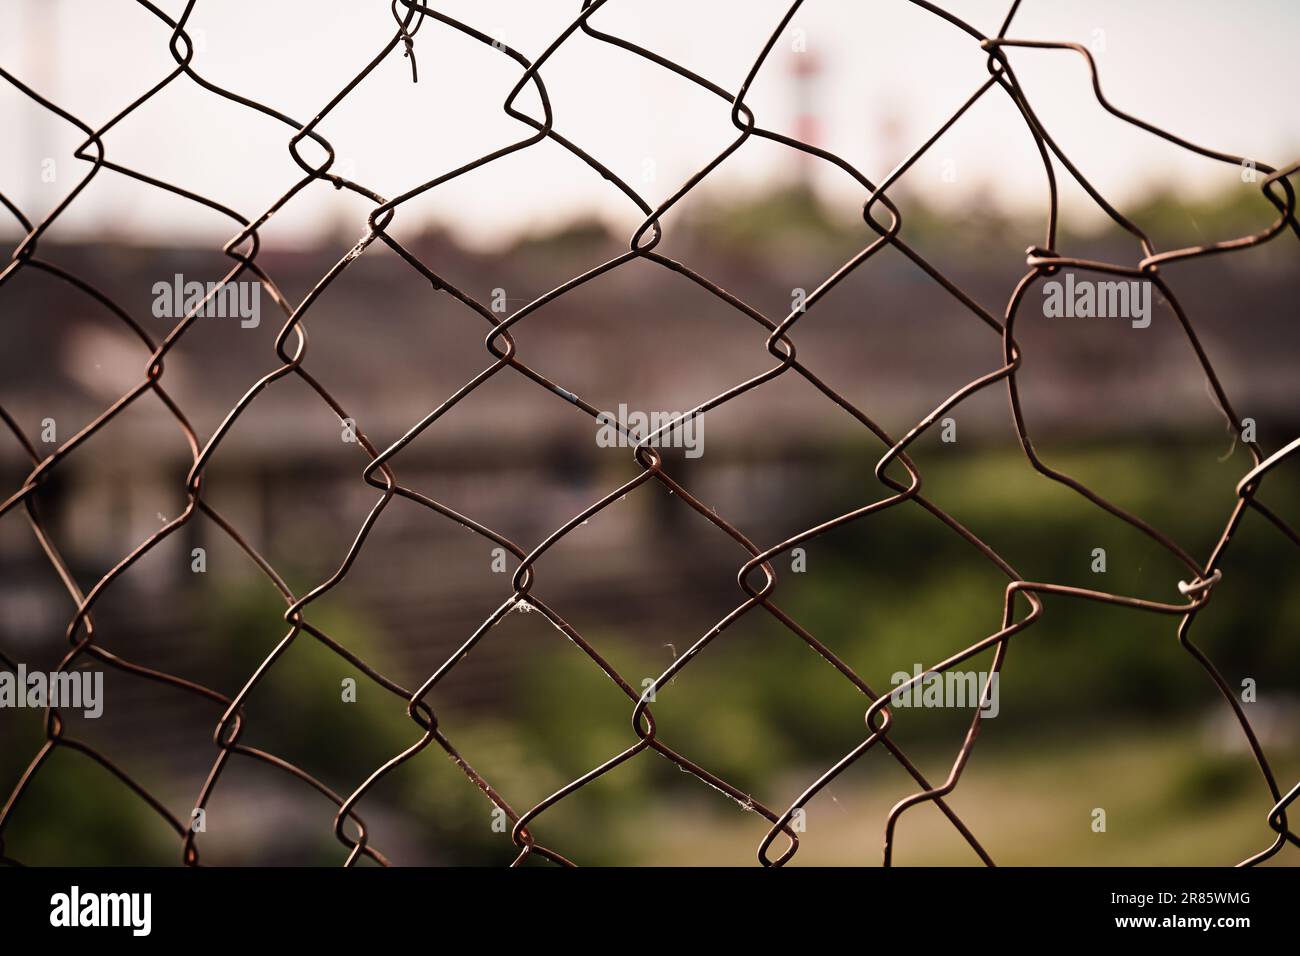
top-left (0, 0), bottom-right (1296, 867)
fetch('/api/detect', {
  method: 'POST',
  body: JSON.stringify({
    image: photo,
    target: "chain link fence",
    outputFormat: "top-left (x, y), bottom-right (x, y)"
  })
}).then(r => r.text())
top-left (1, 0), bottom-right (1297, 866)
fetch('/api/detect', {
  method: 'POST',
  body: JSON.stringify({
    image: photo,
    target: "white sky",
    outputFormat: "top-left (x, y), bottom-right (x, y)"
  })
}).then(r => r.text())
top-left (2, 0), bottom-right (1297, 249)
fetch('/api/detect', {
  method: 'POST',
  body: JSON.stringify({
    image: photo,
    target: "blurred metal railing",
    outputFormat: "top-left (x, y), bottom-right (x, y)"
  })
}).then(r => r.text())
top-left (1, 0), bottom-right (1297, 867)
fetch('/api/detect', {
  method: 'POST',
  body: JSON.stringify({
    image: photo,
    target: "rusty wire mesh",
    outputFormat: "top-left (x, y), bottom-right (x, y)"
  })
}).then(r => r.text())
top-left (1, 0), bottom-right (1298, 867)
